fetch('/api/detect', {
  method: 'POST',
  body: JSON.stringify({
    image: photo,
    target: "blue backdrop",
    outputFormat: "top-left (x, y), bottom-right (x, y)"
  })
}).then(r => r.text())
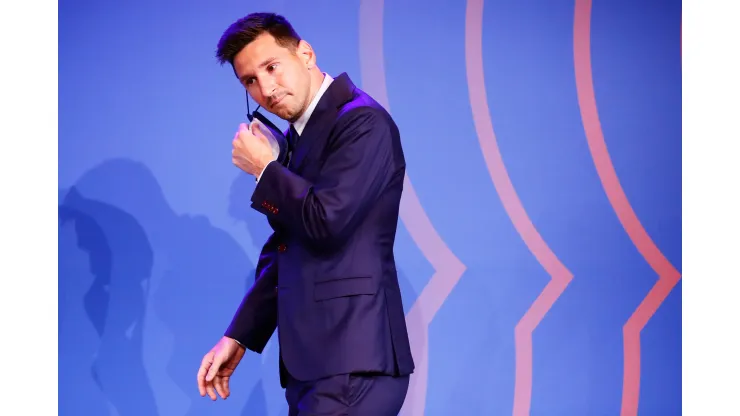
top-left (58, 0), bottom-right (682, 414)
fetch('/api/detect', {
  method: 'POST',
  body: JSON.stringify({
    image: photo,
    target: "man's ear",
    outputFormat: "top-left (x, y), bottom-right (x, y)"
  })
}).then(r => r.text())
top-left (296, 40), bottom-right (316, 69)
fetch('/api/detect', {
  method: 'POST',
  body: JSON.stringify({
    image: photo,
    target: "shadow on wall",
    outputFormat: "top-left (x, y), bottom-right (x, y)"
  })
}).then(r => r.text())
top-left (59, 185), bottom-right (157, 415)
top-left (59, 158), bottom-right (264, 416)
top-left (58, 158), bottom-right (421, 416)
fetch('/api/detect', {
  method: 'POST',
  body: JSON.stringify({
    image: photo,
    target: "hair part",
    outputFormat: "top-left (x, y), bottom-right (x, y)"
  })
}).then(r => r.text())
top-left (216, 12), bottom-right (301, 65)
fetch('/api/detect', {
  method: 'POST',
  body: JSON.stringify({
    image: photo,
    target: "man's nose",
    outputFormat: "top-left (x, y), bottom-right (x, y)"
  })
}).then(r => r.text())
top-left (259, 81), bottom-right (276, 101)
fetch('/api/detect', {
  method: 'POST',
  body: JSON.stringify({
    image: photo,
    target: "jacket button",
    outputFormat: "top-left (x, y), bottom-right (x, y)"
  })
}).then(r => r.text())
top-left (278, 244), bottom-right (287, 252)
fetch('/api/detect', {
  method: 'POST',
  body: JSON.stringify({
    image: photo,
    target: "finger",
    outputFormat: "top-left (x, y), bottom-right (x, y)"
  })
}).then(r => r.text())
top-left (214, 376), bottom-right (228, 399)
top-left (197, 353), bottom-right (213, 396)
top-left (239, 122), bottom-right (249, 133)
top-left (197, 366), bottom-right (208, 396)
top-left (206, 355), bottom-right (223, 382)
top-left (221, 377), bottom-right (231, 398)
top-left (206, 379), bottom-right (217, 400)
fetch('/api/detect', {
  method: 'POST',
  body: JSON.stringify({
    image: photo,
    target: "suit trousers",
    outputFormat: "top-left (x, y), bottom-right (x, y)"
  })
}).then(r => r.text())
top-left (285, 371), bottom-right (410, 416)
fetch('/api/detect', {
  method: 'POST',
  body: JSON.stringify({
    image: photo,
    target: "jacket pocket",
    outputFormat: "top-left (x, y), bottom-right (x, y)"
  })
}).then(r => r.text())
top-left (314, 276), bottom-right (377, 301)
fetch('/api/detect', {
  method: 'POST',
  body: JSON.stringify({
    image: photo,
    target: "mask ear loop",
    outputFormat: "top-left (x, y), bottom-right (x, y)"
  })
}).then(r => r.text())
top-left (246, 90), bottom-right (262, 122)
top-left (243, 90), bottom-right (291, 166)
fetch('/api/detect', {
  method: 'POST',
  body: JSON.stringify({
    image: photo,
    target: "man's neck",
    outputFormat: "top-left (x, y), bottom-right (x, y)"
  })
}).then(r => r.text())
top-left (290, 68), bottom-right (325, 123)
top-left (306, 68), bottom-right (325, 107)
top-left (292, 70), bottom-right (333, 135)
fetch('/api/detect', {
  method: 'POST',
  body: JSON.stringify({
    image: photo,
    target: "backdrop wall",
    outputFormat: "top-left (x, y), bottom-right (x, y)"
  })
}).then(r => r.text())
top-left (58, 0), bottom-right (682, 414)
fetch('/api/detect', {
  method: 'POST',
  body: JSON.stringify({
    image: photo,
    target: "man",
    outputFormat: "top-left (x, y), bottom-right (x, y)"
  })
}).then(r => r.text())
top-left (196, 12), bottom-right (414, 414)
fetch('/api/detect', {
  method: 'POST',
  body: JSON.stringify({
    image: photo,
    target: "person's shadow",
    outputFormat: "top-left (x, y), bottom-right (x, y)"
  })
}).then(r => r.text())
top-left (58, 202), bottom-right (114, 416)
top-left (59, 186), bottom-right (157, 416)
top-left (60, 158), bottom-right (257, 415)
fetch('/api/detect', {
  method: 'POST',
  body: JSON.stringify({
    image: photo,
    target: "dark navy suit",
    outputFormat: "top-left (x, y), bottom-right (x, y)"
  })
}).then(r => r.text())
top-left (225, 73), bottom-right (414, 414)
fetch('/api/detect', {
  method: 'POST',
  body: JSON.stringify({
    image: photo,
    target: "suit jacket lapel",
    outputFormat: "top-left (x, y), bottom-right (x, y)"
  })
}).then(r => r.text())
top-left (289, 73), bottom-right (356, 173)
top-left (289, 109), bottom-right (335, 172)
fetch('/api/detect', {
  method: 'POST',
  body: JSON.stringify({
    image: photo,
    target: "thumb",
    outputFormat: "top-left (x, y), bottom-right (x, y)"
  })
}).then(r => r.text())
top-left (250, 121), bottom-right (263, 136)
top-left (206, 355), bottom-right (223, 382)
top-left (239, 123), bottom-right (249, 133)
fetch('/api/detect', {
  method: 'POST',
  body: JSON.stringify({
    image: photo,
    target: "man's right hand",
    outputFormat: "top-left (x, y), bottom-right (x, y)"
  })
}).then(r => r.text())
top-left (197, 336), bottom-right (246, 400)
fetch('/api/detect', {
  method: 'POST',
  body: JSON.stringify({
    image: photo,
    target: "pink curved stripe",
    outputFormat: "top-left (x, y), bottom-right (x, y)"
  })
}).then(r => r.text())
top-left (358, 1), bottom-right (466, 415)
top-left (464, 1), bottom-right (574, 415)
top-left (573, 1), bottom-right (682, 415)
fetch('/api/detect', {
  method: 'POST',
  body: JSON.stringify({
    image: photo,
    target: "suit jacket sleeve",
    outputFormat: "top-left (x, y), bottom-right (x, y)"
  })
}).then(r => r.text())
top-left (250, 107), bottom-right (397, 249)
top-left (224, 231), bottom-right (279, 353)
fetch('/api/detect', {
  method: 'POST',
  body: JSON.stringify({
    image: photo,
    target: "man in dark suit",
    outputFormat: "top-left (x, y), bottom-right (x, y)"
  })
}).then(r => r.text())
top-left (196, 12), bottom-right (414, 414)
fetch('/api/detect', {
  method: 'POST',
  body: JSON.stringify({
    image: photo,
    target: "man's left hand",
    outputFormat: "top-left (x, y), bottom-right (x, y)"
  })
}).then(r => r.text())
top-left (232, 122), bottom-right (274, 177)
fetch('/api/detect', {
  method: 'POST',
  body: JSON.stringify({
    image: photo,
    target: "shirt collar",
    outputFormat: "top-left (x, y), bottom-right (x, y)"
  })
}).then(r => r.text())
top-left (291, 73), bottom-right (334, 136)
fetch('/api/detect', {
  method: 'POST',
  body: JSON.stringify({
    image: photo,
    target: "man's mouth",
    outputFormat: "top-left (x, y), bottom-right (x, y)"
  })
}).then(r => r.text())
top-left (271, 94), bottom-right (286, 107)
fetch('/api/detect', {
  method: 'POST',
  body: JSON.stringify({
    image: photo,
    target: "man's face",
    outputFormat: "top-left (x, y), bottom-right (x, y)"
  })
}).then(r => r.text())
top-left (233, 33), bottom-right (313, 123)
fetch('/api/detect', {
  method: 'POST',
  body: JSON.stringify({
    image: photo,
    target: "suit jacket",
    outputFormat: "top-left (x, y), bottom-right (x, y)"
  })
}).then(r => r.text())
top-left (224, 73), bottom-right (414, 386)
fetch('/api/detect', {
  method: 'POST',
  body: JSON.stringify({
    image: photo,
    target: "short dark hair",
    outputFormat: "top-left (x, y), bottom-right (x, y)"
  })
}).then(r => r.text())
top-left (215, 13), bottom-right (301, 65)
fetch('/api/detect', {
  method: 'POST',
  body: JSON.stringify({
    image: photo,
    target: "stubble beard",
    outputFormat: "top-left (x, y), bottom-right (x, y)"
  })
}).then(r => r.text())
top-left (283, 96), bottom-right (308, 124)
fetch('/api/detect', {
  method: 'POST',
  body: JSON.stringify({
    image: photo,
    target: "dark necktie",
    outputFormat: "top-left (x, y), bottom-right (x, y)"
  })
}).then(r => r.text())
top-left (288, 125), bottom-right (298, 151)
top-left (285, 125), bottom-right (298, 167)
